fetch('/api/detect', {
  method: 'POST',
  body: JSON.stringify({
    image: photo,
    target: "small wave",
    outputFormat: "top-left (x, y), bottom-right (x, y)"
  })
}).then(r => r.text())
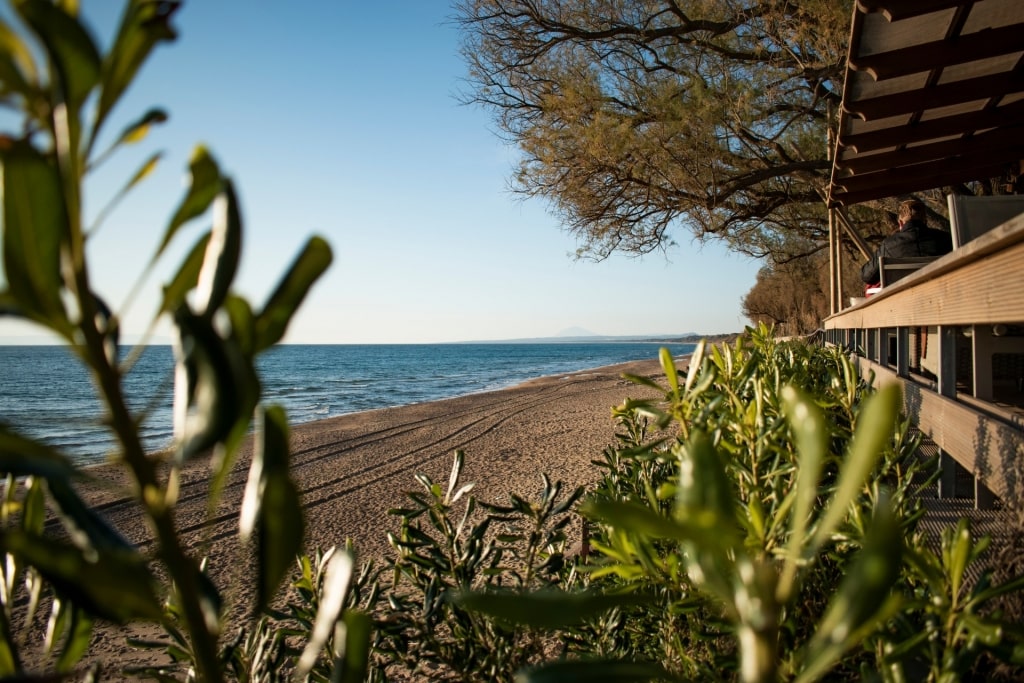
top-left (326, 378), bottom-right (371, 386)
top-left (267, 385), bottom-right (321, 396)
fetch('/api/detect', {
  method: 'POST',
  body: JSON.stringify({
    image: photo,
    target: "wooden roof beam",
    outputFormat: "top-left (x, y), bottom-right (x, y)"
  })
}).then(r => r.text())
top-left (846, 71), bottom-right (1024, 120)
top-left (835, 155), bottom-right (1011, 194)
top-left (856, 0), bottom-right (969, 22)
top-left (836, 126), bottom-right (1024, 174)
top-left (840, 99), bottom-right (1024, 153)
top-left (835, 154), bottom-right (1019, 196)
top-left (850, 23), bottom-right (1024, 81)
top-left (830, 161), bottom-right (1013, 206)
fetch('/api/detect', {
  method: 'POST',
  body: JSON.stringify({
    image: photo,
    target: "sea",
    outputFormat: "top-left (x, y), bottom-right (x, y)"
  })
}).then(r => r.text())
top-left (0, 342), bottom-right (695, 466)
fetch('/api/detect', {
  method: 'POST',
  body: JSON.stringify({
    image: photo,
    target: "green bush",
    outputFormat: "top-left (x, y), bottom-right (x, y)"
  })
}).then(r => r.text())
top-left (373, 450), bottom-right (583, 681)
top-left (0, 2), bottom-right (365, 681)
top-left (450, 328), bottom-right (1024, 683)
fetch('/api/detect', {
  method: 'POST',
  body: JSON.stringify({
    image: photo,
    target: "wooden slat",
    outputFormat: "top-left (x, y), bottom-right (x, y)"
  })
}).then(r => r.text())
top-left (835, 127), bottom-right (1024, 175)
top-left (853, 357), bottom-right (1024, 507)
top-left (839, 99), bottom-right (1024, 154)
top-left (828, 244), bottom-right (1024, 326)
top-left (832, 152), bottom-right (1014, 194)
top-left (829, 161), bottom-right (1012, 206)
top-left (845, 72), bottom-right (1024, 122)
top-left (856, 0), bottom-right (967, 21)
top-left (850, 24), bottom-right (1024, 81)
top-left (826, 214), bottom-right (1024, 328)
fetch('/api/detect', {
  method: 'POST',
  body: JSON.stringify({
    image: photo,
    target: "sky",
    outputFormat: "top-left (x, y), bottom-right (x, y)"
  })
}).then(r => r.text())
top-left (0, 2), bottom-right (762, 344)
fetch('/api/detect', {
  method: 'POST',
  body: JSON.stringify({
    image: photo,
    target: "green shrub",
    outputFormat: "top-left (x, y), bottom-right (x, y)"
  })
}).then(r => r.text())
top-left (371, 450), bottom-right (582, 681)
top-left (0, 2), bottom-right (366, 681)
top-left (454, 327), bottom-right (1024, 683)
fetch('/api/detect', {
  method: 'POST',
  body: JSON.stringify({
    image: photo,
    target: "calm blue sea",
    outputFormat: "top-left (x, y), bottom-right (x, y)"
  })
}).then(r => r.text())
top-left (0, 342), bottom-right (693, 466)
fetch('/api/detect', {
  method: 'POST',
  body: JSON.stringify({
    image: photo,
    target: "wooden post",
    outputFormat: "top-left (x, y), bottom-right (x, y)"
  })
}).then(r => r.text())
top-left (971, 324), bottom-right (995, 401)
top-left (829, 207), bottom-right (838, 315)
top-left (937, 326), bottom-right (958, 499)
top-left (896, 327), bottom-right (910, 378)
top-left (975, 476), bottom-right (997, 509)
top-left (826, 100), bottom-right (838, 316)
top-left (836, 226), bottom-right (844, 312)
top-left (967, 325), bottom-right (999, 509)
top-left (937, 326), bottom-right (957, 399)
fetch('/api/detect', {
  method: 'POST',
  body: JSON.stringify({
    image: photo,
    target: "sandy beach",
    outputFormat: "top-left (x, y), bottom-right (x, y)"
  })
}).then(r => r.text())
top-left (34, 356), bottom-right (679, 673)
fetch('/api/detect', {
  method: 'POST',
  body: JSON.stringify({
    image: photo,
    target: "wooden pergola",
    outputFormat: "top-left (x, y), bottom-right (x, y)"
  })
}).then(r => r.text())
top-left (823, 0), bottom-right (1024, 509)
top-left (829, 0), bottom-right (1024, 209)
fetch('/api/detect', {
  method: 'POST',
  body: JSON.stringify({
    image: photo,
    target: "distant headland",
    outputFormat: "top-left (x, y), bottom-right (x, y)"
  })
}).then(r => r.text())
top-left (460, 332), bottom-right (740, 344)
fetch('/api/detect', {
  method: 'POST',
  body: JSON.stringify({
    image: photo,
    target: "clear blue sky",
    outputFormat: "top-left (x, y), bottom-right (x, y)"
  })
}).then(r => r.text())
top-left (0, 2), bottom-right (761, 344)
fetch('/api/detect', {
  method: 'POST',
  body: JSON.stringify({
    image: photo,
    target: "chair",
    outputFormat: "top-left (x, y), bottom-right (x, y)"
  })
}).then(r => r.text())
top-left (947, 194), bottom-right (1024, 249)
top-left (878, 255), bottom-right (937, 287)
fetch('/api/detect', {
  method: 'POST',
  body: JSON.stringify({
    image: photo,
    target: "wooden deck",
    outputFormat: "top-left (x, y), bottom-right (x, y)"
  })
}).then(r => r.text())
top-left (824, 214), bottom-right (1024, 511)
top-left (911, 437), bottom-right (1019, 592)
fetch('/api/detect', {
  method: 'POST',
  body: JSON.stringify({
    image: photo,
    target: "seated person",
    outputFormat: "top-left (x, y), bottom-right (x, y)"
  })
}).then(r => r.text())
top-left (861, 198), bottom-right (953, 292)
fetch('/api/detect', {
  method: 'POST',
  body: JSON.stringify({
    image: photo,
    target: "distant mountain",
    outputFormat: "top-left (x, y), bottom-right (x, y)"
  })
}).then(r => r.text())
top-left (556, 326), bottom-right (598, 338)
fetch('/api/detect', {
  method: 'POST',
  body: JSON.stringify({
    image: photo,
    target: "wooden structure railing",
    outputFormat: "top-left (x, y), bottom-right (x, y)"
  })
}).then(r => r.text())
top-left (824, 214), bottom-right (1024, 509)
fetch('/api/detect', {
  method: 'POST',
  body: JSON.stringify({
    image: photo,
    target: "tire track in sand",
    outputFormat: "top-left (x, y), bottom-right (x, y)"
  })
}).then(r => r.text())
top-left (88, 371), bottom-right (624, 551)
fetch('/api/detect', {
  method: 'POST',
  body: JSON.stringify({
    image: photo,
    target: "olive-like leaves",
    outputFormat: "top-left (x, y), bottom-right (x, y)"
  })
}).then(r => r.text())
top-left (240, 405), bottom-right (304, 611)
top-left (0, 531), bottom-right (161, 624)
top-left (0, 140), bottom-right (69, 332)
top-left (93, 0), bottom-right (180, 147)
top-left (254, 236), bottom-right (332, 351)
top-left (453, 588), bottom-right (649, 630)
top-left (15, 0), bottom-right (100, 113)
top-left (157, 146), bottom-right (221, 259)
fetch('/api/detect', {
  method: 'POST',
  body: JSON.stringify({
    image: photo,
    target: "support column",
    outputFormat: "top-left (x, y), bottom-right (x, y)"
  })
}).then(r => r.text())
top-left (971, 324), bottom-right (995, 401)
top-left (896, 327), bottom-right (910, 378)
top-left (975, 478), bottom-right (997, 510)
top-left (836, 220), bottom-right (844, 312)
top-left (967, 325), bottom-right (998, 509)
top-left (829, 208), bottom-right (837, 315)
top-left (936, 326), bottom-right (958, 499)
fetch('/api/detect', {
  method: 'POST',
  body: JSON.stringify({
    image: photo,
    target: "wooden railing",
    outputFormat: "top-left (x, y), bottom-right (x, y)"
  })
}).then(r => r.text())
top-left (824, 213), bottom-right (1024, 509)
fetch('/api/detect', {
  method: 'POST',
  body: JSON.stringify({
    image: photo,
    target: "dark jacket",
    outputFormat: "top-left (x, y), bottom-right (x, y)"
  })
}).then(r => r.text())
top-left (860, 219), bottom-right (953, 285)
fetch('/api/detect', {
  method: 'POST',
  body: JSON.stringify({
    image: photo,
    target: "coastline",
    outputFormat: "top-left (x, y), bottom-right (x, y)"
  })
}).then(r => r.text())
top-left (2, 342), bottom-right (697, 465)
top-left (62, 356), bottom-right (684, 671)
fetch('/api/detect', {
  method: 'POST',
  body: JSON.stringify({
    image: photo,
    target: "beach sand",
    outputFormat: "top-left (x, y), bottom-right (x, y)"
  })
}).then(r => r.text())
top-left (28, 356), bottom-right (681, 674)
